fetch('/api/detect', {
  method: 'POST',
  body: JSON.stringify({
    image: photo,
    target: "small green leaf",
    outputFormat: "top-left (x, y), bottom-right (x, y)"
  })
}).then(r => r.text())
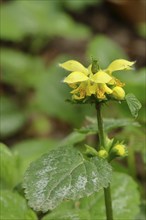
top-left (0, 143), bottom-right (20, 189)
top-left (23, 146), bottom-right (112, 212)
top-left (125, 93), bottom-right (142, 118)
top-left (85, 144), bottom-right (98, 157)
top-left (0, 190), bottom-right (37, 220)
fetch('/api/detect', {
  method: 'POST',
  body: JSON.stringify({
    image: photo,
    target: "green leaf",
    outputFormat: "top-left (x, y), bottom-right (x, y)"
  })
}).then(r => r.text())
top-left (135, 201), bottom-right (146, 220)
top-left (43, 209), bottom-right (89, 220)
top-left (77, 118), bottom-right (140, 134)
top-left (0, 0), bottom-right (90, 41)
top-left (23, 146), bottom-right (112, 212)
top-left (0, 143), bottom-right (20, 189)
top-left (42, 172), bottom-right (140, 220)
top-left (0, 96), bottom-right (26, 138)
top-left (60, 131), bottom-right (86, 146)
top-left (79, 172), bottom-right (140, 220)
top-left (0, 190), bottom-right (37, 220)
top-left (1, 49), bottom-right (45, 88)
top-left (125, 93), bottom-right (142, 118)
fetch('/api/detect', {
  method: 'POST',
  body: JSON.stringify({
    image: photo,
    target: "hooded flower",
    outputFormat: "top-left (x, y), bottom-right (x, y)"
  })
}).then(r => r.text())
top-left (59, 59), bottom-right (135, 101)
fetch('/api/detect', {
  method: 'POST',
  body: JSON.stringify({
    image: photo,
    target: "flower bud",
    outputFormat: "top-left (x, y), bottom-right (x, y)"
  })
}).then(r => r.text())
top-left (112, 86), bottom-right (125, 100)
top-left (98, 150), bottom-right (108, 159)
top-left (91, 59), bottom-right (99, 74)
top-left (112, 144), bottom-right (126, 157)
top-left (108, 144), bottom-right (127, 162)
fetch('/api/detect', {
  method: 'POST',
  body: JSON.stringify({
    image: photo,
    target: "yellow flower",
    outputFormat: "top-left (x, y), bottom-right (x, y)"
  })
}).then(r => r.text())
top-left (60, 59), bottom-right (135, 101)
top-left (106, 59), bottom-right (135, 87)
top-left (60, 60), bottom-right (112, 84)
top-left (60, 60), bottom-right (112, 100)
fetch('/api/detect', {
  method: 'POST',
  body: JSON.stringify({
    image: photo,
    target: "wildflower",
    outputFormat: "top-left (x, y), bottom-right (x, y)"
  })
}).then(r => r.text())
top-left (60, 59), bottom-right (135, 101)
top-left (60, 60), bottom-right (112, 100)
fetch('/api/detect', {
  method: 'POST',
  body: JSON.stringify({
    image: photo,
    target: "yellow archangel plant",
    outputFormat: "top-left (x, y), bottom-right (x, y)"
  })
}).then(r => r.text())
top-left (58, 58), bottom-right (140, 220)
top-left (59, 59), bottom-right (135, 101)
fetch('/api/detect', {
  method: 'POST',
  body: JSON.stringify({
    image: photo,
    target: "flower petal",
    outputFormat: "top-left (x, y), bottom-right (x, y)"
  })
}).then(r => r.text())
top-left (102, 84), bottom-right (113, 94)
top-left (90, 70), bottom-right (112, 83)
top-left (59, 60), bottom-right (88, 75)
top-left (70, 83), bottom-right (86, 100)
top-left (86, 83), bottom-right (97, 96)
top-left (63, 71), bottom-right (89, 84)
top-left (106, 59), bottom-right (135, 74)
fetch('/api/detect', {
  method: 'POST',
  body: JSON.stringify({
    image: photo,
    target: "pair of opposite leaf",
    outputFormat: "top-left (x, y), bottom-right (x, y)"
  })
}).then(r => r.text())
top-left (59, 59), bottom-right (135, 101)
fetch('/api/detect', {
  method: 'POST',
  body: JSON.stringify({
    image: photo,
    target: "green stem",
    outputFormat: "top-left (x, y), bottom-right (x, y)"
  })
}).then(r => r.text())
top-left (127, 136), bottom-right (136, 179)
top-left (104, 187), bottom-right (113, 220)
top-left (96, 103), bottom-right (105, 148)
top-left (96, 103), bottom-right (113, 220)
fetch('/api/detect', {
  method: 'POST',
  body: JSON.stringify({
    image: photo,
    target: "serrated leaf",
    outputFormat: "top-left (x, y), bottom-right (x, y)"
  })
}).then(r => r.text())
top-left (125, 93), bottom-right (142, 118)
top-left (0, 143), bottom-right (20, 189)
top-left (42, 172), bottom-right (140, 220)
top-left (23, 146), bottom-right (112, 212)
top-left (0, 190), bottom-right (37, 220)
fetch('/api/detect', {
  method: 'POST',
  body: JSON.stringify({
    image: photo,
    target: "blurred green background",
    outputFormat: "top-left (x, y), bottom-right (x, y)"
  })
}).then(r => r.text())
top-left (0, 0), bottom-right (146, 172)
top-left (0, 0), bottom-right (146, 219)
top-left (0, 0), bottom-right (146, 181)
top-left (1, 0), bottom-right (145, 136)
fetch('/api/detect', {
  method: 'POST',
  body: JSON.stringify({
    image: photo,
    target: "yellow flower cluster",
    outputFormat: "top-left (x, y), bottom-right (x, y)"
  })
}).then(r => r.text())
top-left (59, 59), bottom-right (135, 101)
